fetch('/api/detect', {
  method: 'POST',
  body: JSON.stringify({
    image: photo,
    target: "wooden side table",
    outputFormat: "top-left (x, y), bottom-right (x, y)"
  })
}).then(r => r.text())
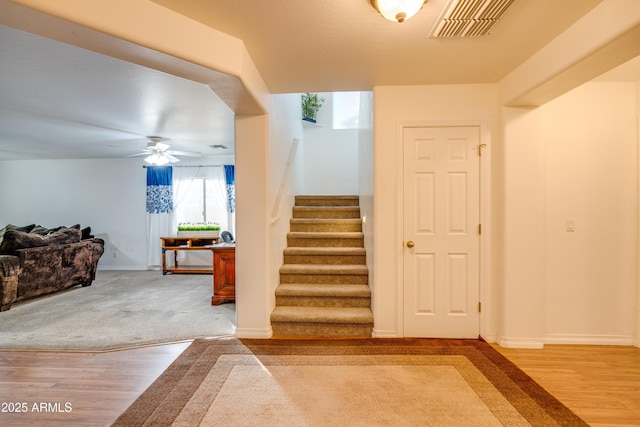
top-left (212, 244), bottom-right (236, 305)
top-left (160, 237), bottom-right (219, 275)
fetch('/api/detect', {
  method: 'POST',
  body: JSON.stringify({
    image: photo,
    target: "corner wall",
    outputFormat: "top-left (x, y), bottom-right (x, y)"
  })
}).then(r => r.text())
top-left (500, 81), bottom-right (638, 347)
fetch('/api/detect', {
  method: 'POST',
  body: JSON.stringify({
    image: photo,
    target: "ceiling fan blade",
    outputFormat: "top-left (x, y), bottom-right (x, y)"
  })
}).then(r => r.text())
top-left (167, 150), bottom-right (202, 157)
top-left (165, 153), bottom-right (181, 163)
top-left (125, 151), bottom-right (150, 158)
top-left (154, 142), bottom-right (171, 152)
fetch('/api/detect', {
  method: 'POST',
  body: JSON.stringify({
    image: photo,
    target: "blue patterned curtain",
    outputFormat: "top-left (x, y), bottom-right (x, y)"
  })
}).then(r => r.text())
top-left (224, 165), bottom-right (235, 213)
top-left (223, 165), bottom-right (236, 238)
top-left (146, 166), bottom-right (173, 213)
top-left (146, 166), bottom-right (174, 266)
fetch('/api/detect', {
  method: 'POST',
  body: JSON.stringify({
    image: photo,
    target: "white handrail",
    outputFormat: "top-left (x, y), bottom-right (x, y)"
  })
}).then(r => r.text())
top-left (270, 138), bottom-right (300, 224)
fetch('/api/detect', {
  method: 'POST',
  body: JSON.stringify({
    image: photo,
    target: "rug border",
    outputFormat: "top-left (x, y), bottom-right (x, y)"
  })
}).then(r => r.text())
top-left (112, 337), bottom-right (588, 427)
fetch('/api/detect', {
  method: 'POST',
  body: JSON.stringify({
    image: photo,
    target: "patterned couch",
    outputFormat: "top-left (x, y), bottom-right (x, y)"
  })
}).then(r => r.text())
top-left (0, 224), bottom-right (104, 311)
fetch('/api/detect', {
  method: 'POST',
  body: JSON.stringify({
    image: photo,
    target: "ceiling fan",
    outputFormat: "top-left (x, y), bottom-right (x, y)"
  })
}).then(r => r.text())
top-left (128, 136), bottom-right (202, 165)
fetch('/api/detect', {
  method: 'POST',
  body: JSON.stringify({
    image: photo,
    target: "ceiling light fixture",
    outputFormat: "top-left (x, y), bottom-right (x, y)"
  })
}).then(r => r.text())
top-left (370, 0), bottom-right (427, 23)
top-left (144, 153), bottom-right (171, 166)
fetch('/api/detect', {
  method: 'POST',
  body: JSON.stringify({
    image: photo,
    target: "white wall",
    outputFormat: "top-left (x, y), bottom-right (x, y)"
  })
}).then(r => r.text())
top-left (0, 158), bottom-right (147, 269)
top-left (302, 127), bottom-right (359, 195)
top-left (358, 92), bottom-right (375, 301)
top-left (501, 81), bottom-right (638, 347)
top-left (268, 93), bottom-right (305, 317)
top-left (544, 83), bottom-right (637, 344)
top-left (299, 92), bottom-right (360, 196)
top-left (0, 156), bottom-right (235, 270)
top-left (372, 81), bottom-right (638, 346)
top-left (372, 84), bottom-right (500, 338)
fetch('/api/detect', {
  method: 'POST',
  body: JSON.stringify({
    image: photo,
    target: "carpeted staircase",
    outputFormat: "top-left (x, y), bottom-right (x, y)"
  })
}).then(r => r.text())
top-left (271, 195), bottom-right (373, 337)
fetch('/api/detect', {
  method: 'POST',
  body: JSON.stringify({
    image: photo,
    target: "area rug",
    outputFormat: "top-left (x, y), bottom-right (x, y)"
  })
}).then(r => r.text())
top-left (113, 337), bottom-right (587, 426)
top-left (0, 270), bottom-right (235, 351)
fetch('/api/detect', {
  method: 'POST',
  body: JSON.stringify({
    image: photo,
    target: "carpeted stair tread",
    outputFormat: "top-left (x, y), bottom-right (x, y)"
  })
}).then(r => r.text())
top-left (280, 264), bottom-right (368, 275)
top-left (291, 218), bottom-right (362, 224)
top-left (283, 247), bottom-right (366, 256)
top-left (292, 206), bottom-right (361, 219)
top-left (273, 195), bottom-right (372, 337)
top-left (271, 306), bottom-right (373, 324)
top-left (295, 195), bottom-right (359, 206)
top-left (287, 232), bottom-right (364, 239)
top-left (275, 283), bottom-right (371, 297)
top-left (290, 218), bottom-right (362, 232)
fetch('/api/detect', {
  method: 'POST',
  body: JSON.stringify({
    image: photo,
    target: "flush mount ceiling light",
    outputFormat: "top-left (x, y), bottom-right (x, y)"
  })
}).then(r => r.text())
top-left (370, 0), bottom-right (427, 23)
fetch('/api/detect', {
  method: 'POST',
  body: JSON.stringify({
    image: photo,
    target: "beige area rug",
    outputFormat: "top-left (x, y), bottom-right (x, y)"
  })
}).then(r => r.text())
top-left (0, 270), bottom-right (235, 351)
top-left (114, 337), bottom-right (588, 426)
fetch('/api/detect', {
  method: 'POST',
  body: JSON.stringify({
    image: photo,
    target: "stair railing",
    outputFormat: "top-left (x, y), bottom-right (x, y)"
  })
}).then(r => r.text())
top-left (270, 138), bottom-right (300, 224)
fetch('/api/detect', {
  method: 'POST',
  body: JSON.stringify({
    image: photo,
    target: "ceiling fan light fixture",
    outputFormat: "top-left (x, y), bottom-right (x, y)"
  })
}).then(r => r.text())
top-left (145, 153), bottom-right (172, 166)
top-left (370, 0), bottom-right (426, 23)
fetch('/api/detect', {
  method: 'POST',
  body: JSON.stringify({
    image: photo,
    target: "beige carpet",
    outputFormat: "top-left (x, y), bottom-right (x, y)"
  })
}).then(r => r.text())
top-left (0, 270), bottom-right (236, 350)
top-left (114, 337), bottom-right (588, 426)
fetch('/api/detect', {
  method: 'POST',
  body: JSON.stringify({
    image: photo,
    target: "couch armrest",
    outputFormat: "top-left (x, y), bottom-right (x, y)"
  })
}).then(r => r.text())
top-left (0, 255), bottom-right (20, 311)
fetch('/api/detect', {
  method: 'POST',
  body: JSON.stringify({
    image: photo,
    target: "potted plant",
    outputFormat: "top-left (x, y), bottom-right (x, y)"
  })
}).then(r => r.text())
top-left (177, 222), bottom-right (221, 238)
top-left (301, 92), bottom-right (325, 123)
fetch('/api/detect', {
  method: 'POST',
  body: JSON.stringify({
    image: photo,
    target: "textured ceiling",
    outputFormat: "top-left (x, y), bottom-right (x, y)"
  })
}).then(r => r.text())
top-left (152, 0), bottom-right (604, 93)
top-left (2, 0), bottom-right (639, 161)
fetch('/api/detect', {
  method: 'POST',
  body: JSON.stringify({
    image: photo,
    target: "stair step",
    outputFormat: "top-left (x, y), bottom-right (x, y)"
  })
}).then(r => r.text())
top-left (280, 264), bottom-right (368, 275)
top-left (290, 218), bottom-right (362, 232)
top-left (295, 195), bottom-right (359, 207)
top-left (271, 306), bottom-right (373, 323)
top-left (275, 284), bottom-right (371, 308)
top-left (292, 206), bottom-right (361, 219)
top-left (283, 247), bottom-right (366, 265)
top-left (271, 306), bottom-right (373, 337)
top-left (272, 195), bottom-right (372, 338)
top-left (287, 232), bottom-right (364, 248)
top-left (276, 283), bottom-right (371, 297)
top-left (280, 264), bottom-right (368, 285)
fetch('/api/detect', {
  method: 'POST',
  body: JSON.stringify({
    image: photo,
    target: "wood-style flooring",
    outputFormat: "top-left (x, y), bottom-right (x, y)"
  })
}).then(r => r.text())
top-left (495, 344), bottom-right (640, 426)
top-left (0, 341), bottom-right (638, 426)
top-left (0, 342), bottom-right (190, 427)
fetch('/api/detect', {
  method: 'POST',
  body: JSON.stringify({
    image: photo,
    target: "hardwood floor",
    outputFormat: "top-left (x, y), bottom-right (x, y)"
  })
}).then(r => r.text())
top-left (0, 342), bottom-right (190, 427)
top-left (495, 344), bottom-right (640, 426)
top-left (0, 342), bottom-right (638, 426)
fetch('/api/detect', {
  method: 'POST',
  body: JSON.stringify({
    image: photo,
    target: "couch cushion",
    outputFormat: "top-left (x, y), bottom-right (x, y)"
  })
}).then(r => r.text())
top-left (0, 227), bottom-right (82, 254)
top-left (0, 230), bottom-right (46, 254)
top-left (30, 225), bottom-right (50, 235)
top-left (44, 227), bottom-right (82, 246)
top-left (0, 224), bottom-right (36, 243)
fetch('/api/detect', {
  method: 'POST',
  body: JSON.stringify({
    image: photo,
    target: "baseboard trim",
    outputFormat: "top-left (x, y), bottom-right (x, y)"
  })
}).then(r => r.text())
top-left (497, 336), bottom-right (544, 349)
top-left (480, 333), bottom-right (497, 343)
top-left (543, 334), bottom-right (634, 346)
top-left (97, 266), bottom-right (150, 271)
top-left (235, 327), bottom-right (273, 339)
top-left (372, 329), bottom-right (399, 338)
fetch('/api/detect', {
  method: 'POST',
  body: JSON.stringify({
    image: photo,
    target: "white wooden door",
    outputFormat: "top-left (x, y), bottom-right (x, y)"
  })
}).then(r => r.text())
top-left (403, 126), bottom-right (480, 338)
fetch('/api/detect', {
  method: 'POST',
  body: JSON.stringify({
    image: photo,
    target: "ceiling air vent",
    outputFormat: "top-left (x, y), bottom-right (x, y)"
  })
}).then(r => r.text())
top-left (430, 0), bottom-right (516, 38)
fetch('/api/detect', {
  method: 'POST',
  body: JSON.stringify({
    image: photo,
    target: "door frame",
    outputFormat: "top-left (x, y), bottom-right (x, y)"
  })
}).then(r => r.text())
top-left (395, 120), bottom-right (494, 341)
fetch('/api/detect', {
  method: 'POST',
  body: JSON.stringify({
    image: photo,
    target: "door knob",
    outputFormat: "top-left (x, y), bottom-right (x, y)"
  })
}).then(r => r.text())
top-left (406, 241), bottom-right (415, 248)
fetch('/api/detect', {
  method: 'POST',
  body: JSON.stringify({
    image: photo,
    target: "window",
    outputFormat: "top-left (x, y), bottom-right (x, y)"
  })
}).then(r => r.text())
top-left (174, 167), bottom-right (230, 233)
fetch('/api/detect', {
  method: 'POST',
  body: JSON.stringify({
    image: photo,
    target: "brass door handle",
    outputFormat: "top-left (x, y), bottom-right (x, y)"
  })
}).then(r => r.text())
top-left (406, 241), bottom-right (415, 248)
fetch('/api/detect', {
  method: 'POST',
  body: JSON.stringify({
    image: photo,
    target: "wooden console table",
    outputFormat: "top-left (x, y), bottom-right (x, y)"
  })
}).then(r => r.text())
top-left (212, 244), bottom-right (235, 305)
top-left (160, 236), bottom-right (219, 275)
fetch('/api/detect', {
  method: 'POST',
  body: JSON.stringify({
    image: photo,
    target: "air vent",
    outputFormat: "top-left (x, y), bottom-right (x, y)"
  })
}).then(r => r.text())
top-left (209, 144), bottom-right (228, 149)
top-left (430, 0), bottom-right (516, 38)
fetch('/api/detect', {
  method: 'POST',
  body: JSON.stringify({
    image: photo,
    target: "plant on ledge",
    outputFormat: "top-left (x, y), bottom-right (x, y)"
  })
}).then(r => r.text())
top-left (177, 222), bottom-right (221, 237)
top-left (177, 222), bottom-right (221, 232)
top-left (301, 92), bottom-right (325, 123)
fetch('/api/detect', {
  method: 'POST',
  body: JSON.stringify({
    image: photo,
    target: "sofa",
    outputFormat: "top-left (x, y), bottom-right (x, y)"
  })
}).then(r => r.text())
top-left (0, 224), bottom-right (104, 311)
